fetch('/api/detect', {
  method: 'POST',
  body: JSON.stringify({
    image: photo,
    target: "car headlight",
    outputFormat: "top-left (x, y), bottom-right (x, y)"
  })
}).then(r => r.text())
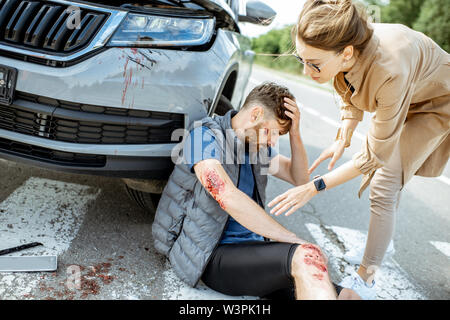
top-left (108, 13), bottom-right (215, 47)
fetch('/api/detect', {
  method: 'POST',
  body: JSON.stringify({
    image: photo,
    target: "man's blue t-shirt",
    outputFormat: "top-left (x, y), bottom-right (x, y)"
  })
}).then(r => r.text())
top-left (183, 126), bottom-right (277, 244)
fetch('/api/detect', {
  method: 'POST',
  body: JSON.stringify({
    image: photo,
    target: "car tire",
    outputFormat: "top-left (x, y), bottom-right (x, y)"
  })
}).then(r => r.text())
top-left (124, 183), bottom-right (161, 220)
top-left (214, 95), bottom-right (233, 116)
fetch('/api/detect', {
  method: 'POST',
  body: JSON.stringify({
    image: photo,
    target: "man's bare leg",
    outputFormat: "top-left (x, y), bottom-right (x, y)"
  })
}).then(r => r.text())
top-left (337, 288), bottom-right (362, 300)
top-left (291, 244), bottom-right (362, 300)
top-left (291, 244), bottom-right (337, 300)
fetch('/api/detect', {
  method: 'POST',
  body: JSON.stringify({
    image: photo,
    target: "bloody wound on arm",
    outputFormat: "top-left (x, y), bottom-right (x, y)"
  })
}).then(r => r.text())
top-left (201, 168), bottom-right (227, 210)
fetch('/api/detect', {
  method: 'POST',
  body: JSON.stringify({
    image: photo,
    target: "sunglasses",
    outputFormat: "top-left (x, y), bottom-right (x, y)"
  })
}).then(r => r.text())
top-left (293, 52), bottom-right (338, 73)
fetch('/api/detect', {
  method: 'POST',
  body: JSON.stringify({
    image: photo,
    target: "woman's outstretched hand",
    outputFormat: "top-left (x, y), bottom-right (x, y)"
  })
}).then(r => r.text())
top-left (268, 182), bottom-right (318, 216)
top-left (308, 140), bottom-right (346, 174)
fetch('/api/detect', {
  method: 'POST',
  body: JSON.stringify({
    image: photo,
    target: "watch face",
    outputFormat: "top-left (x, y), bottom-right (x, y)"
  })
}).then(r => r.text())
top-left (314, 178), bottom-right (326, 191)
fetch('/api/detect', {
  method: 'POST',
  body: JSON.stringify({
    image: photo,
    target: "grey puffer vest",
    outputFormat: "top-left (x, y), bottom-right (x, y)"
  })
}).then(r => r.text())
top-left (152, 110), bottom-right (271, 287)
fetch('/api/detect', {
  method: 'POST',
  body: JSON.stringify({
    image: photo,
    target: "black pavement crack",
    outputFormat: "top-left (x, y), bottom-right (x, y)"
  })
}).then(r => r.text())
top-left (299, 201), bottom-right (353, 275)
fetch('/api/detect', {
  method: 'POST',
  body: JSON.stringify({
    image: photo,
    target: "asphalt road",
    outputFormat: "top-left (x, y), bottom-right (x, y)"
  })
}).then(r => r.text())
top-left (0, 65), bottom-right (448, 300)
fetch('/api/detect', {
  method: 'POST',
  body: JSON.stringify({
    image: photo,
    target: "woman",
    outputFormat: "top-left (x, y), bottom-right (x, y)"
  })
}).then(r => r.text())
top-left (268, 0), bottom-right (449, 299)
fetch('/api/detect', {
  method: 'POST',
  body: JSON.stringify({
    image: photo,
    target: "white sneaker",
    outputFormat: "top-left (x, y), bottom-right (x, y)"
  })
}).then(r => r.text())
top-left (344, 240), bottom-right (395, 265)
top-left (339, 272), bottom-right (377, 300)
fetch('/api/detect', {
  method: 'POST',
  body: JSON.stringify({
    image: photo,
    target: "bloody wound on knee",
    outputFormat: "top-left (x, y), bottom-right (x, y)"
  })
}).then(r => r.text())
top-left (301, 244), bottom-right (328, 275)
top-left (202, 169), bottom-right (226, 209)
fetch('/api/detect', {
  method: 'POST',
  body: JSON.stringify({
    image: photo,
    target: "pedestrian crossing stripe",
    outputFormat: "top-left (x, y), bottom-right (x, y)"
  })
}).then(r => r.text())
top-left (0, 177), bottom-right (100, 299)
top-left (430, 241), bottom-right (450, 258)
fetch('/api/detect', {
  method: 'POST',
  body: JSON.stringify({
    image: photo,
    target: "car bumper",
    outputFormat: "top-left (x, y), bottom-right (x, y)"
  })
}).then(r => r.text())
top-left (0, 133), bottom-right (175, 179)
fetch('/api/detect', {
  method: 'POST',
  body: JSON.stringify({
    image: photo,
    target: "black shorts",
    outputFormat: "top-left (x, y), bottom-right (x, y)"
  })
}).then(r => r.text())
top-left (201, 241), bottom-right (343, 299)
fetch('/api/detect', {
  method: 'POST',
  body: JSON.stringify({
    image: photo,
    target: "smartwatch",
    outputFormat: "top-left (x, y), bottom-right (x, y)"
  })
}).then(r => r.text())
top-left (313, 175), bottom-right (326, 192)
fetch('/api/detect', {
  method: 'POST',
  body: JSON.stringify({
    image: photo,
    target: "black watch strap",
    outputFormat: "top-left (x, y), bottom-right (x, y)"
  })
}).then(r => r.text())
top-left (313, 175), bottom-right (326, 192)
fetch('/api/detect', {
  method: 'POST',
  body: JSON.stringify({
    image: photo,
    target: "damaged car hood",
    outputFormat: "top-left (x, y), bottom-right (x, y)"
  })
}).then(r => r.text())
top-left (191, 0), bottom-right (238, 30)
top-left (190, 0), bottom-right (237, 20)
top-left (85, 0), bottom-right (239, 31)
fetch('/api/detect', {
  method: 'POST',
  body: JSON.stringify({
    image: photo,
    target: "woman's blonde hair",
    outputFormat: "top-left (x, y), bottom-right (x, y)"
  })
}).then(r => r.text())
top-left (293, 0), bottom-right (373, 54)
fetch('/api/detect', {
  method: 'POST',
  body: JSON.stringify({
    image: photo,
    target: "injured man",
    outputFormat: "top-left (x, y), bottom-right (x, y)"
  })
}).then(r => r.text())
top-left (152, 82), bottom-right (361, 300)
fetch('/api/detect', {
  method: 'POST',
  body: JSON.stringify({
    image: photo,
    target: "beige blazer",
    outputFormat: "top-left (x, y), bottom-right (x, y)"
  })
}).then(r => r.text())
top-left (333, 23), bottom-right (450, 197)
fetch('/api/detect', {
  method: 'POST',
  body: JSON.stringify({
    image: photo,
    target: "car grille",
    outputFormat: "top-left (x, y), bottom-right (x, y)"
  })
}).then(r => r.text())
top-left (0, 0), bottom-right (108, 54)
top-left (0, 136), bottom-right (106, 166)
top-left (0, 91), bottom-right (185, 145)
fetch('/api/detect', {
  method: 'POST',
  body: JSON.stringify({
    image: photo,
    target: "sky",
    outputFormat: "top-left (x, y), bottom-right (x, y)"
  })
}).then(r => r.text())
top-left (238, 0), bottom-right (388, 38)
top-left (239, 0), bottom-right (307, 38)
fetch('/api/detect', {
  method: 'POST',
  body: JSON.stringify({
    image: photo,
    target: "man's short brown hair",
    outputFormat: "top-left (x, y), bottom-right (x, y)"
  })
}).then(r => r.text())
top-left (241, 82), bottom-right (295, 135)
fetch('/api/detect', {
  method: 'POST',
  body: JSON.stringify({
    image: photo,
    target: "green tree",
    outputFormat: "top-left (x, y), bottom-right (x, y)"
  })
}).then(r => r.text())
top-left (250, 0), bottom-right (449, 74)
top-left (251, 28), bottom-right (283, 54)
top-left (413, 0), bottom-right (450, 52)
top-left (380, 0), bottom-right (424, 27)
top-left (251, 25), bottom-right (303, 75)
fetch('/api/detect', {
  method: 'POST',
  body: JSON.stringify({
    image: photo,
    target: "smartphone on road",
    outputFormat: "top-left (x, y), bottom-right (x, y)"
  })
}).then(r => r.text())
top-left (0, 256), bottom-right (57, 272)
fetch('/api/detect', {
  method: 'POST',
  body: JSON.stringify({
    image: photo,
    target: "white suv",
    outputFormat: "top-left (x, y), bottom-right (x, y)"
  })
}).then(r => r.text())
top-left (0, 0), bottom-right (275, 214)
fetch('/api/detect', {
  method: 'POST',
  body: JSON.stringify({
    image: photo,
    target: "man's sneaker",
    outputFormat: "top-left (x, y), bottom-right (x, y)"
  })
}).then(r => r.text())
top-left (339, 272), bottom-right (377, 300)
top-left (344, 240), bottom-right (395, 265)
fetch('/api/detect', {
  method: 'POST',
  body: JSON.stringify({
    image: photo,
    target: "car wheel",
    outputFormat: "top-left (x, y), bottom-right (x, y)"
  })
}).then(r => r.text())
top-left (124, 183), bottom-right (162, 220)
top-left (214, 95), bottom-right (233, 116)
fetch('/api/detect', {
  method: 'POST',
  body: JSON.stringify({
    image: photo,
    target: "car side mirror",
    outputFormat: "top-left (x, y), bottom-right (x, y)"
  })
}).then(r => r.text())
top-left (238, 0), bottom-right (276, 26)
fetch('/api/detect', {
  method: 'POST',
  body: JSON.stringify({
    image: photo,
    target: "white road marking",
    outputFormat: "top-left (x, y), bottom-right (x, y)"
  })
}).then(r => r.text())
top-left (162, 261), bottom-right (257, 300)
top-left (303, 106), bottom-right (320, 117)
top-left (305, 223), bottom-right (426, 300)
top-left (430, 241), bottom-right (450, 258)
top-left (0, 177), bottom-right (101, 299)
top-left (319, 115), bottom-right (340, 128)
top-left (436, 176), bottom-right (450, 186)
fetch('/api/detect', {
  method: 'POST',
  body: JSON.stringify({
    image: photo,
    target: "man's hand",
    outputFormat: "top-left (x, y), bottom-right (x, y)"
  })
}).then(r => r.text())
top-left (283, 97), bottom-right (301, 136)
top-left (270, 97), bottom-right (309, 186)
